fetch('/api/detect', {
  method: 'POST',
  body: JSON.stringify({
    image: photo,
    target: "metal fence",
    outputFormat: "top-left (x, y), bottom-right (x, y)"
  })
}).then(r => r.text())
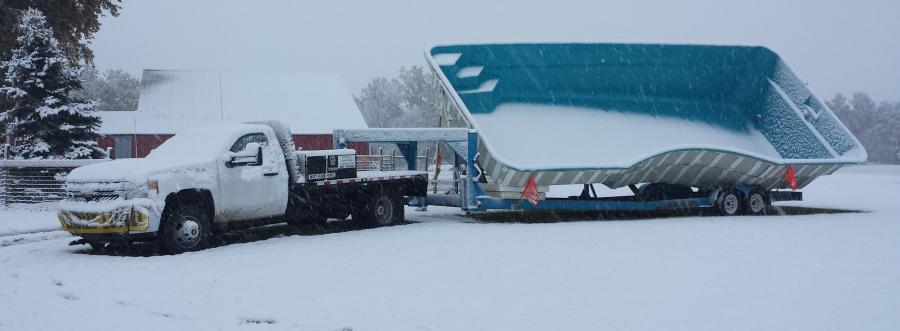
top-left (356, 155), bottom-right (396, 171)
top-left (357, 148), bottom-right (433, 172)
top-left (358, 148), bottom-right (463, 195)
top-left (0, 159), bottom-right (107, 205)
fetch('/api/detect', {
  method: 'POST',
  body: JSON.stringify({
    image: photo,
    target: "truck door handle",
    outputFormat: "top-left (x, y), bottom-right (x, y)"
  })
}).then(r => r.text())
top-left (264, 172), bottom-right (278, 176)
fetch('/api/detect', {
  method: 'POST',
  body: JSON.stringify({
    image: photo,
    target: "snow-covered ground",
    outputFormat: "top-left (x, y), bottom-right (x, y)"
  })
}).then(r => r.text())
top-left (1, 165), bottom-right (899, 330)
top-left (0, 203), bottom-right (61, 236)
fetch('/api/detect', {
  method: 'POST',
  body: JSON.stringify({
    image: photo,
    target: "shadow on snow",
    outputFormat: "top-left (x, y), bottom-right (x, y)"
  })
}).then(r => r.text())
top-left (75, 205), bottom-right (860, 256)
top-left (468, 205), bottom-right (863, 224)
top-left (76, 219), bottom-right (416, 257)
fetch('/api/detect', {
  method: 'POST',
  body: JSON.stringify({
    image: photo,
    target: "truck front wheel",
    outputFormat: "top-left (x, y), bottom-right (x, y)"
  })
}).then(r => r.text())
top-left (159, 204), bottom-right (211, 254)
top-left (87, 241), bottom-right (107, 252)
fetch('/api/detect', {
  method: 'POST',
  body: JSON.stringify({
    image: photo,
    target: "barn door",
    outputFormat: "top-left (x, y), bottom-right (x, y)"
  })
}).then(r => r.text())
top-left (114, 135), bottom-right (133, 159)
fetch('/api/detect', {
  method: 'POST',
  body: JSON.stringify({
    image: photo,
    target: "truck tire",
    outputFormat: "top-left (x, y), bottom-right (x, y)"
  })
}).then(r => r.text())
top-left (745, 188), bottom-right (768, 216)
top-left (87, 241), bottom-right (107, 252)
top-left (715, 188), bottom-right (743, 216)
top-left (394, 196), bottom-right (406, 225)
top-left (159, 203), bottom-right (211, 254)
top-left (354, 188), bottom-right (402, 227)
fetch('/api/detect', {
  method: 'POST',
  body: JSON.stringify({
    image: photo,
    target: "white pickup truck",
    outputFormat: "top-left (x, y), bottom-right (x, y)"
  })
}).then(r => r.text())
top-left (58, 121), bottom-right (427, 253)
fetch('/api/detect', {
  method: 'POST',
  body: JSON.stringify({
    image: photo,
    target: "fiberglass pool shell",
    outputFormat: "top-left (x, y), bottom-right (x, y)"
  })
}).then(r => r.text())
top-left (426, 43), bottom-right (866, 190)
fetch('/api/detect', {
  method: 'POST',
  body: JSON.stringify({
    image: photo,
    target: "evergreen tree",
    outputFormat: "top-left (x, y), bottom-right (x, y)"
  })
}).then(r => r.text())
top-left (0, 1), bottom-right (122, 66)
top-left (1, 1), bottom-right (122, 123)
top-left (0, 8), bottom-right (105, 159)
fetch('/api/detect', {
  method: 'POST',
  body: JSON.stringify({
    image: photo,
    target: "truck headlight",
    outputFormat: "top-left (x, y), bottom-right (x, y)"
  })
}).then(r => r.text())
top-left (124, 182), bottom-right (150, 200)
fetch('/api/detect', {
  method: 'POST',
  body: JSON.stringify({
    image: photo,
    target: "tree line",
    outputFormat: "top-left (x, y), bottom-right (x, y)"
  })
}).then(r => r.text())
top-left (827, 93), bottom-right (900, 164)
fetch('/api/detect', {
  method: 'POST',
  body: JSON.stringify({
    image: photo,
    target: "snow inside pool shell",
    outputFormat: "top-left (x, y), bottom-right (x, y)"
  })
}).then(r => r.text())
top-left (426, 43), bottom-right (867, 190)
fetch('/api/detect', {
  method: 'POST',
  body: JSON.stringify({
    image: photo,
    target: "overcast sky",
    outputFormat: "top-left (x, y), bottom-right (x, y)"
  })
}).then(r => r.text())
top-left (91, 0), bottom-right (899, 100)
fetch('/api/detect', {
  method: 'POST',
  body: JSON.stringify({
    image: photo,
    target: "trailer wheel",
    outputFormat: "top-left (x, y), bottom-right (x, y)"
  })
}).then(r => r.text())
top-left (745, 189), bottom-right (768, 216)
top-left (158, 203), bottom-right (211, 254)
top-left (715, 189), bottom-right (744, 216)
top-left (355, 188), bottom-right (401, 227)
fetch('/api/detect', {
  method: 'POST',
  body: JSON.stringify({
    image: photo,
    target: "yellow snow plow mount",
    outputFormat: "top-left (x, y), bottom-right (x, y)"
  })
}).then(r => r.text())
top-left (58, 206), bottom-right (151, 234)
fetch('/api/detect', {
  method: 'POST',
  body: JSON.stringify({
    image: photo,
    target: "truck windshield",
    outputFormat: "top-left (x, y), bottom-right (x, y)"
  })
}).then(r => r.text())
top-left (229, 133), bottom-right (269, 152)
top-left (148, 125), bottom-right (243, 161)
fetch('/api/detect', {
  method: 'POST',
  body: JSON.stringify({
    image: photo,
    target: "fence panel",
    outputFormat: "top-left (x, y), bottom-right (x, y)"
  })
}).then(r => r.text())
top-left (0, 159), bottom-right (108, 205)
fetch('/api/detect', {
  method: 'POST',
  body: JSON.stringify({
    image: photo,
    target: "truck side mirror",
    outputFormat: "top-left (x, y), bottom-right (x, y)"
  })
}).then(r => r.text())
top-left (226, 142), bottom-right (263, 167)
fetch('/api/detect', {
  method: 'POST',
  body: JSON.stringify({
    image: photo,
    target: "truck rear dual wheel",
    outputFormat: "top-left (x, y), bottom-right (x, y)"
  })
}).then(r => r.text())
top-left (355, 189), bottom-right (404, 227)
top-left (159, 204), bottom-right (211, 254)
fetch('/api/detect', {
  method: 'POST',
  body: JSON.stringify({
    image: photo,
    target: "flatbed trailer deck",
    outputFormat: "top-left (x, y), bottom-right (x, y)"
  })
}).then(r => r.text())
top-left (475, 188), bottom-right (803, 212)
top-left (287, 170), bottom-right (428, 225)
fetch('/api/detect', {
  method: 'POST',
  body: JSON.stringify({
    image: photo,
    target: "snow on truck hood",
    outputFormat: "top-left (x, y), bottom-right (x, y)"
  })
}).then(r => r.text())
top-left (66, 158), bottom-right (211, 183)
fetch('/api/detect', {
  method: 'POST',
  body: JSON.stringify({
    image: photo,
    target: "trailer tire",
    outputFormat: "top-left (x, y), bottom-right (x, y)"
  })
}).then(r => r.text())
top-left (715, 189), bottom-right (744, 216)
top-left (745, 189), bottom-right (768, 216)
top-left (158, 203), bottom-right (211, 254)
top-left (355, 188), bottom-right (401, 227)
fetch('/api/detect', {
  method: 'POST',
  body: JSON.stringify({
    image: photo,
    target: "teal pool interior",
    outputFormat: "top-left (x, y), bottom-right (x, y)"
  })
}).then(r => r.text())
top-left (430, 43), bottom-right (863, 162)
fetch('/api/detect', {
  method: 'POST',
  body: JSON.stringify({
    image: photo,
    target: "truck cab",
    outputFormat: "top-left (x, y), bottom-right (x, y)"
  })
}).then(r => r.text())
top-left (216, 127), bottom-right (289, 221)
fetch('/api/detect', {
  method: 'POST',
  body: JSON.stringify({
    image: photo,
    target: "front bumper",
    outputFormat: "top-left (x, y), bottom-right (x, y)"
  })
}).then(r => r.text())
top-left (58, 199), bottom-right (160, 235)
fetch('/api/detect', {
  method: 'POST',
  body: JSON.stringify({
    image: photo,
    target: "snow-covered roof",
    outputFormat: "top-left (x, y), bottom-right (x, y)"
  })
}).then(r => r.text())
top-left (97, 70), bottom-right (367, 135)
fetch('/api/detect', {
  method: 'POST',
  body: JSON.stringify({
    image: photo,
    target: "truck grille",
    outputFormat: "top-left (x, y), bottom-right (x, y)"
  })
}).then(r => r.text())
top-left (63, 181), bottom-right (129, 202)
top-left (65, 193), bottom-right (121, 202)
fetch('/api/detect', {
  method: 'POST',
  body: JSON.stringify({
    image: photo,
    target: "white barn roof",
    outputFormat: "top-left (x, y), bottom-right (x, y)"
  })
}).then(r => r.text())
top-left (98, 70), bottom-right (367, 135)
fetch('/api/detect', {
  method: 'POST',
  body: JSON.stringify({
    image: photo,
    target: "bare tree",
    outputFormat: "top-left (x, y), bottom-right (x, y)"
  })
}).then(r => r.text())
top-left (73, 67), bottom-right (139, 111)
top-left (355, 65), bottom-right (441, 128)
top-left (828, 92), bottom-right (900, 164)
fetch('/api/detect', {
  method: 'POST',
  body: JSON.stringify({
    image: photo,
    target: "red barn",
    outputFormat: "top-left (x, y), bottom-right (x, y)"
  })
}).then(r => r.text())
top-left (96, 70), bottom-right (369, 159)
